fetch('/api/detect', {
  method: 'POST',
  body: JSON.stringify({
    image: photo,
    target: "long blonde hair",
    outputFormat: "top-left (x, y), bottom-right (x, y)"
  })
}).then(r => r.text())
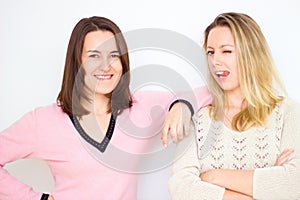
top-left (203, 12), bottom-right (286, 131)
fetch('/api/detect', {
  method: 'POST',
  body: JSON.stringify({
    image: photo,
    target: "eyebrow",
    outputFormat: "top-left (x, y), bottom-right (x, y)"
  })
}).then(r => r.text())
top-left (220, 44), bottom-right (234, 48)
top-left (207, 44), bottom-right (234, 49)
top-left (86, 50), bottom-right (119, 54)
top-left (111, 50), bottom-right (120, 54)
top-left (87, 50), bottom-right (101, 53)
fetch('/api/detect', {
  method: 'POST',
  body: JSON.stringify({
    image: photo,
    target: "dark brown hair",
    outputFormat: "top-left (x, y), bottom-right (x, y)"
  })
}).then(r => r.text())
top-left (57, 16), bottom-right (132, 116)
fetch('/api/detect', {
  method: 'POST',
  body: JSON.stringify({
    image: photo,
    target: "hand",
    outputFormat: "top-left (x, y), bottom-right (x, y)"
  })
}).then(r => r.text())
top-left (200, 169), bottom-right (218, 184)
top-left (48, 195), bottom-right (54, 200)
top-left (274, 149), bottom-right (294, 166)
top-left (161, 102), bottom-right (192, 147)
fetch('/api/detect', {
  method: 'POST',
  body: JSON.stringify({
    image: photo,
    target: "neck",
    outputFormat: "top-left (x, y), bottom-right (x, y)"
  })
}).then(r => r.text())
top-left (224, 89), bottom-right (244, 109)
top-left (81, 93), bottom-right (111, 116)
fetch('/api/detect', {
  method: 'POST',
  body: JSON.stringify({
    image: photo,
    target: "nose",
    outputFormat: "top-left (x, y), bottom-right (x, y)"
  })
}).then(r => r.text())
top-left (210, 52), bottom-right (223, 67)
top-left (99, 57), bottom-right (111, 72)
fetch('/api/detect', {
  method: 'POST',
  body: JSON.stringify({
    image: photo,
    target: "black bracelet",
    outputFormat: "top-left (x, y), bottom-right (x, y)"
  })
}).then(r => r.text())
top-left (41, 193), bottom-right (49, 200)
top-left (169, 99), bottom-right (194, 116)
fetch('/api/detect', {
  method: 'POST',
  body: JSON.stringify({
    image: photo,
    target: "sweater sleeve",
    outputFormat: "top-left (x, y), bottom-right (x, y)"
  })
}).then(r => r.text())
top-left (0, 110), bottom-right (43, 200)
top-left (133, 86), bottom-right (212, 114)
top-left (168, 132), bottom-right (225, 200)
top-left (253, 100), bottom-right (300, 200)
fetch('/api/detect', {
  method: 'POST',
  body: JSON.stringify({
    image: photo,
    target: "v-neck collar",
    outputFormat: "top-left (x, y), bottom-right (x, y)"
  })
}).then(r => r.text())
top-left (69, 113), bottom-right (117, 153)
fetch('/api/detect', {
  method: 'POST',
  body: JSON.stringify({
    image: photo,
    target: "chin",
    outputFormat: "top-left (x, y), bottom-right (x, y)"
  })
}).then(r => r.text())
top-left (95, 90), bottom-right (113, 95)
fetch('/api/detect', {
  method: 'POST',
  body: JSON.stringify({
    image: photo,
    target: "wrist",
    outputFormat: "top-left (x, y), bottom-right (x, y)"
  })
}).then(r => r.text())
top-left (169, 99), bottom-right (194, 116)
top-left (209, 169), bottom-right (219, 185)
top-left (200, 169), bottom-right (219, 185)
top-left (41, 194), bottom-right (49, 200)
top-left (48, 195), bottom-right (54, 200)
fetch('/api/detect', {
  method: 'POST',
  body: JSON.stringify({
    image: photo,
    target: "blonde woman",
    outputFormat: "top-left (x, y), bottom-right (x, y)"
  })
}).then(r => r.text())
top-left (168, 12), bottom-right (300, 200)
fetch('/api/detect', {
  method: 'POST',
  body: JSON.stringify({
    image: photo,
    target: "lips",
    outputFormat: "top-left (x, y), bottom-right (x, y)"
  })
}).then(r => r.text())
top-left (215, 70), bottom-right (230, 78)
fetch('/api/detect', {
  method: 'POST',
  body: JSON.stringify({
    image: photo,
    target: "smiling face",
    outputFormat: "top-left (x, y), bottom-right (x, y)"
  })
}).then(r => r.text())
top-left (206, 26), bottom-right (240, 93)
top-left (81, 30), bottom-right (123, 97)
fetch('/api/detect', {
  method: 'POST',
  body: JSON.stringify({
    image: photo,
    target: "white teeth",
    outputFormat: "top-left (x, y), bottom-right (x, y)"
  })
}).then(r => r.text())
top-left (216, 71), bottom-right (223, 75)
top-left (95, 75), bottom-right (112, 79)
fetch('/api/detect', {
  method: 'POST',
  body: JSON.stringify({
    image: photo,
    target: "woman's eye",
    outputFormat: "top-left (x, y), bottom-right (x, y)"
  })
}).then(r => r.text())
top-left (207, 50), bottom-right (214, 55)
top-left (223, 50), bottom-right (232, 54)
top-left (111, 53), bottom-right (120, 58)
top-left (89, 54), bottom-right (100, 58)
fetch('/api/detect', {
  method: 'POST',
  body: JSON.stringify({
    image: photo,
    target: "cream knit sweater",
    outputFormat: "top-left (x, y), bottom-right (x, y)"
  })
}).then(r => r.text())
top-left (169, 98), bottom-right (300, 200)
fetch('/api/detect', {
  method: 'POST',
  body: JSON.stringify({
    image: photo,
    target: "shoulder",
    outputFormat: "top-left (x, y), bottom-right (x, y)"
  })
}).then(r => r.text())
top-left (29, 103), bottom-right (68, 123)
top-left (33, 103), bottom-right (65, 115)
top-left (278, 97), bottom-right (300, 114)
top-left (193, 106), bottom-right (211, 126)
top-left (1, 103), bottom-right (67, 134)
top-left (194, 106), bottom-right (210, 119)
top-left (274, 98), bottom-right (300, 129)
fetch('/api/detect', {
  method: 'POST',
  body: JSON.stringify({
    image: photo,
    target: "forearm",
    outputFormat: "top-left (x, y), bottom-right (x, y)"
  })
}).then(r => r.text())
top-left (169, 86), bottom-right (212, 113)
top-left (169, 138), bottom-right (225, 200)
top-left (0, 111), bottom-right (42, 199)
top-left (253, 165), bottom-right (300, 199)
top-left (201, 169), bottom-right (253, 196)
top-left (223, 189), bottom-right (253, 200)
top-left (0, 166), bottom-right (43, 199)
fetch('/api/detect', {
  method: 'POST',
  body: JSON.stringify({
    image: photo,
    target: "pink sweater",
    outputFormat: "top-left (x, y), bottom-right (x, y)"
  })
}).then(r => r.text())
top-left (0, 88), bottom-right (212, 200)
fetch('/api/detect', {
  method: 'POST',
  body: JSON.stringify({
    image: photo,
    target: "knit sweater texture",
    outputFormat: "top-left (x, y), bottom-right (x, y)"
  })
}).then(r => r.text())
top-left (169, 98), bottom-right (300, 200)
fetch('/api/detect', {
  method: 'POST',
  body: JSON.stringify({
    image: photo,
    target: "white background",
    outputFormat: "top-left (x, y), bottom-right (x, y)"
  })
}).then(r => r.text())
top-left (1, 0), bottom-right (300, 199)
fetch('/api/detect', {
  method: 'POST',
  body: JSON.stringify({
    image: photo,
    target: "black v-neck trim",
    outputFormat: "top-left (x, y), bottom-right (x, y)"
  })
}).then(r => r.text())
top-left (69, 113), bottom-right (117, 153)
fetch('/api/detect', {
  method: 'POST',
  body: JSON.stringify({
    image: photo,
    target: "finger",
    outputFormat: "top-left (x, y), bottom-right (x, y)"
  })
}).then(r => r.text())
top-left (275, 149), bottom-right (294, 166)
top-left (277, 157), bottom-right (290, 166)
top-left (169, 125), bottom-right (178, 144)
top-left (281, 149), bottom-right (294, 155)
top-left (276, 157), bottom-right (289, 166)
top-left (177, 124), bottom-right (184, 141)
top-left (161, 122), bottom-right (170, 147)
top-left (276, 154), bottom-right (290, 165)
top-left (281, 158), bottom-right (290, 165)
top-left (278, 153), bottom-right (291, 161)
top-left (183, 120), bottom-right (190, 137)
top-left (177, 132), bottom-right (184, 141)
top-left (279, 149), bottom-right (294, 159)
top-left (286, 149), bottom-right (295, 155)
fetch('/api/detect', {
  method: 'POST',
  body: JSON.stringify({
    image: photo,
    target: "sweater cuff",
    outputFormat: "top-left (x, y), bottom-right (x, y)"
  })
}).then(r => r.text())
top-left (253, 167), bottom-right (288, 199)
top-left (169, 99), bottom-right (194, 116)
top-left (41, 193), bottom-right (49, 200)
